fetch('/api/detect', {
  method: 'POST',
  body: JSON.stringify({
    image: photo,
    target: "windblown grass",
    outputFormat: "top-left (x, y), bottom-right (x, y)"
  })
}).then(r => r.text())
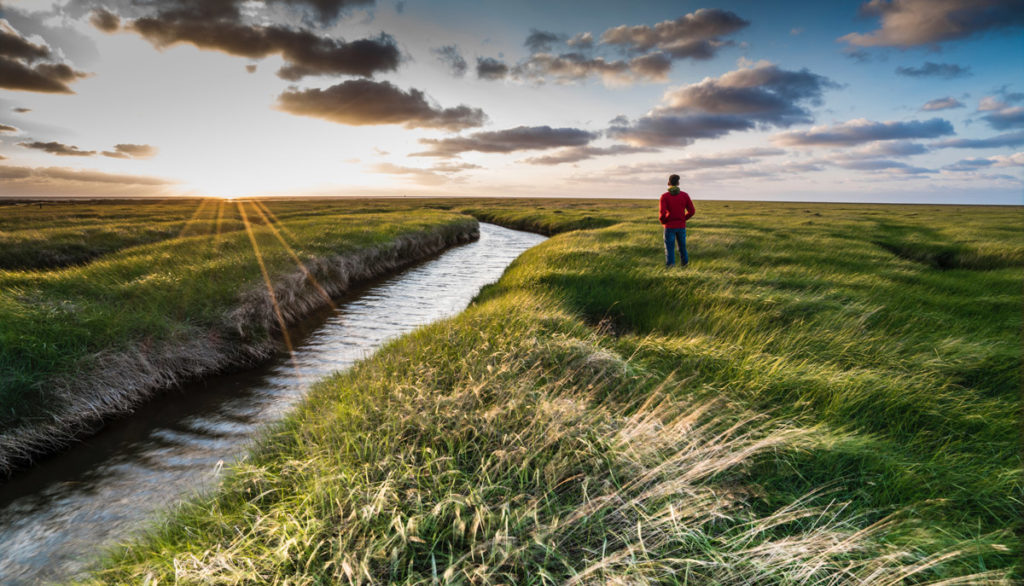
top-left (0, 198), bottom-right (477, 471)
top-left (89, 199), bottom-right (1019, 583)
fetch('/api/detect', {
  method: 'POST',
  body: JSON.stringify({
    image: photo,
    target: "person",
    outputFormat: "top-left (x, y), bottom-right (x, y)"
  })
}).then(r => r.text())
top-left (659, 174), bottom-right (695, 267)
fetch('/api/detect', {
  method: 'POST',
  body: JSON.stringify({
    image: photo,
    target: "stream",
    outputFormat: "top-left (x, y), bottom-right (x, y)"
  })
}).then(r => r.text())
top-left (0, 223), bottom-right (546, 585)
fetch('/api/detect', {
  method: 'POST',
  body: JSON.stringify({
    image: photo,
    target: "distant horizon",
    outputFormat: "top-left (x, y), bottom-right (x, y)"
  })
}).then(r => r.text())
top-left (3, 193), bottom-right (1021, 207)
top-left (1, 0), bottom-right (1021, 204)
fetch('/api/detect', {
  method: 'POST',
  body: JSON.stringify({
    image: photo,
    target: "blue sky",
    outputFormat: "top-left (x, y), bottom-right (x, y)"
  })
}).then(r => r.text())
top-left (0, 0), bottom-right (1022, 203)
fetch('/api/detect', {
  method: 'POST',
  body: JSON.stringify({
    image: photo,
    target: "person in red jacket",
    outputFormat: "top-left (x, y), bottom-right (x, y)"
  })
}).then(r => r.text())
top-left (659, 174), bottom-right (695, 266)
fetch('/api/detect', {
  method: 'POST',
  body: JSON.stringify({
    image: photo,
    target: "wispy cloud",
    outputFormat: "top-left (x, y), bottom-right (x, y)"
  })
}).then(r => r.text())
top-left (895, 62), bottom-right (971, 79)
top-left (921, 97), bottom-right (964, 111)
top-left (775, 118), bottom-right (954, 146)
top-left (414, 125), bottom-right (597, 157)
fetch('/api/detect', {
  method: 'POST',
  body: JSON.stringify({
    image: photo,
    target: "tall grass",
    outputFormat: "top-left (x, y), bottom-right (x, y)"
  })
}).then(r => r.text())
top-left (89, 199), bottom-right (1019, 583)
top-left (0, 199), bottom-right (477, 472)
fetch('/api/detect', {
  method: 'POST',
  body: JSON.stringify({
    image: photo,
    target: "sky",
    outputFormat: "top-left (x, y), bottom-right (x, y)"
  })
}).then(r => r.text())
top-left (0, 0), bottom-right (1022, 204)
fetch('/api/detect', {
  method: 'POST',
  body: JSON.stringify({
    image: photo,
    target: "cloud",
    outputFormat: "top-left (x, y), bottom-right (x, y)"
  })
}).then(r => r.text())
top-left (600, 8), bottom-right (749, 58)
top-left (608, 114), bottom-right (754, 147)
top-left (101, 143), bottom-right (158, 159)
top-left (895, 62), bottom-right (971, 79)
top-left (476, 57), bottom-right (509, 80)
top-left (976, 94), bottom-right (1024, 130)
top-left (933, 130), bottom-right (1024, 149)
top-left (276, 79), bottom-right (487, 130)
top-left (846, 140), bottom-right (930, 157)
top-left (945, 152), bottom-right (1024, 171)
top-left (370, 160), bottom-right (480, 185)
top-left (522, 144), bottom-right (656, 165)
top-left (13, 107), bottom-right (31, 113)
top-left (512, 51), bottom-right (671, 85)
top-left (833, 159), bottom-right (933, 174)
top-left (524, 29), bottom-right (565, 53)
top-left (100, 0), bottom-right (400, 80)
top-left (18, 140), bottom-right (96, 156)
top-left (840, 0), bottom-right (1024, 48)
top-left (922, 97), bottom-right (964, 111)
top-left (774, 118), bottom-right (954, 146)
top-left (89, 8), bottom-right (121, 32)
top-left (608, 61), bottom-right (837, 146)
top-left (567, 32), bottom-right (594, 49)
top-left (0, 124), bottom-right (18, 132)
top-left (414, 125), bottom-right (597, 157)
top-left (0, 164), bottom-right (177, 196)
top-left (272, 0), bottom-right (376, 25)
top-left (432, 45), bottom-right (467, 77)
top-left (0, 19), bottom-right (89, 93)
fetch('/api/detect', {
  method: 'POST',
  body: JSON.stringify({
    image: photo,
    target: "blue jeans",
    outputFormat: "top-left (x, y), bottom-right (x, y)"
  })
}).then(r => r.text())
top-left (664, 228), bottom-right (688, 266)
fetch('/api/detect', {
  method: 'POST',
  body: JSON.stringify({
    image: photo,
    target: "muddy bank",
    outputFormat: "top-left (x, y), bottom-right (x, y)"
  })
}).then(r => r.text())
top-left (0, 218), bottom-right (479, 474)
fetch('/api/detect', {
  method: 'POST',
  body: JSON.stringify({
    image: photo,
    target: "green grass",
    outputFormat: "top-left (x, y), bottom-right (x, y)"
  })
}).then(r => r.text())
top-left (87, 199), bottom-right (1021, 583)
top-left (0, 199), bottom-right (475, 443)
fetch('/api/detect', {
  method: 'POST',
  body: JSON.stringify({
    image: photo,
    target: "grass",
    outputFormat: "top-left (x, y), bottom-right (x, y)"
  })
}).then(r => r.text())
top-left (86, 198), bottom-right (1020, 583)
top-left (0, 198), bottom-right (477, 471)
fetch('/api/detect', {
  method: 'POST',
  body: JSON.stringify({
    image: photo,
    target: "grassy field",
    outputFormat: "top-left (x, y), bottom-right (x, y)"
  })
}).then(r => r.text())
top-left (0, 198), bottom-right (477, 472)
top-left (85, 198), bottom-right (1021, 584)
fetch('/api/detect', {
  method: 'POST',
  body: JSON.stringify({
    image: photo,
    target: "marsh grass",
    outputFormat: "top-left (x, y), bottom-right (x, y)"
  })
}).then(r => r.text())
top-left (0, 199), bottom-right (476, 470)
top-left (88, 199), bottom-right (1019, 583)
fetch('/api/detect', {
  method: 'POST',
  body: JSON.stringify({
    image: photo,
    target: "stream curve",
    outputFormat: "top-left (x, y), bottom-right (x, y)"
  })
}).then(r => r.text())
top-left (0, 222), bottom-right (546, 585)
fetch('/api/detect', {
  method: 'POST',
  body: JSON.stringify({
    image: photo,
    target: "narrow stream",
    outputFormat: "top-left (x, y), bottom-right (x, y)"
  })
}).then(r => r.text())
top-left (0, 223), bottom-right (546, 585)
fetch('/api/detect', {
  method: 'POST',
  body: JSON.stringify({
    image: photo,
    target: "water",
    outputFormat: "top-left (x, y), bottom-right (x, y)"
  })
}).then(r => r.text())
top-left (0, 223), bottom-right (546, 585)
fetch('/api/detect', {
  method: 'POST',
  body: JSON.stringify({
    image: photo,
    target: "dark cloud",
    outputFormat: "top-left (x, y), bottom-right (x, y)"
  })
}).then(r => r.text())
top-left (524, 29), bottom-right (564, 53)
top-left (977, 94), bottom-right (1024, 130)
top-left (600, 8), bottom-right (748, 57)
top-left (98, 0), bottom-right (399, 80)
top-left (13, 107), bottom-right (31, 113)
top-left (513, 51), bottom-right (671, 84)
top-left (476, 57), bottom-right (509, 80)
top-left (895, 62), bottom-right (971, 79)
top-left (841, 0), bottom-right (1024, 47)
top-left (89, 8), bottom-right (121, 32)
top-left (775, 118), bottom-right (954, 146)
top-left (432, 45), bottom-right (467, 77)
top-left (608, 114), bottom-right (754, 147)
top-left (101, 143), bottom-right (158, 159)
top-left (276, 79), bottom-right (487, 130)
top-left (922, 97), bottom-right (964, 111)
top-left (414, 125), bottom-right (597, 157)
top-left (0, 20), bottom-right (51, 61)
top-left (608, 62), bottom-right (837, 146)
top-left (18, 140), bottom-right (96, 156)
top-left (523, 144), bottom-right (656, 165)
top-left (0, 20), bottom-right (89, 93)
top-left (0, 124), bottom-right (18, 132)
top-left (245, 63), bottom-right (257, 73)
top-left (933, 130), bottom-right (1024, 149)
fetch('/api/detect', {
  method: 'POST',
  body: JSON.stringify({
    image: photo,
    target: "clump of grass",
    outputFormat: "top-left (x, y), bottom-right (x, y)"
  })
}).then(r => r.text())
top-left (89, 294), bottom-right (1008, 583)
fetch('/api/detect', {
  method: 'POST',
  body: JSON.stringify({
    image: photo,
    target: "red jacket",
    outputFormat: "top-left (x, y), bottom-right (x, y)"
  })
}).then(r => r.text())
top-left (659, 188), bottom-right (695, 228)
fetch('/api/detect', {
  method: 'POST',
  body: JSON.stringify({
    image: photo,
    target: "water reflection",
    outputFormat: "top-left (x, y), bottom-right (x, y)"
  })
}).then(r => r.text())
top-left (0, 223), bottom-right (545, 585)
